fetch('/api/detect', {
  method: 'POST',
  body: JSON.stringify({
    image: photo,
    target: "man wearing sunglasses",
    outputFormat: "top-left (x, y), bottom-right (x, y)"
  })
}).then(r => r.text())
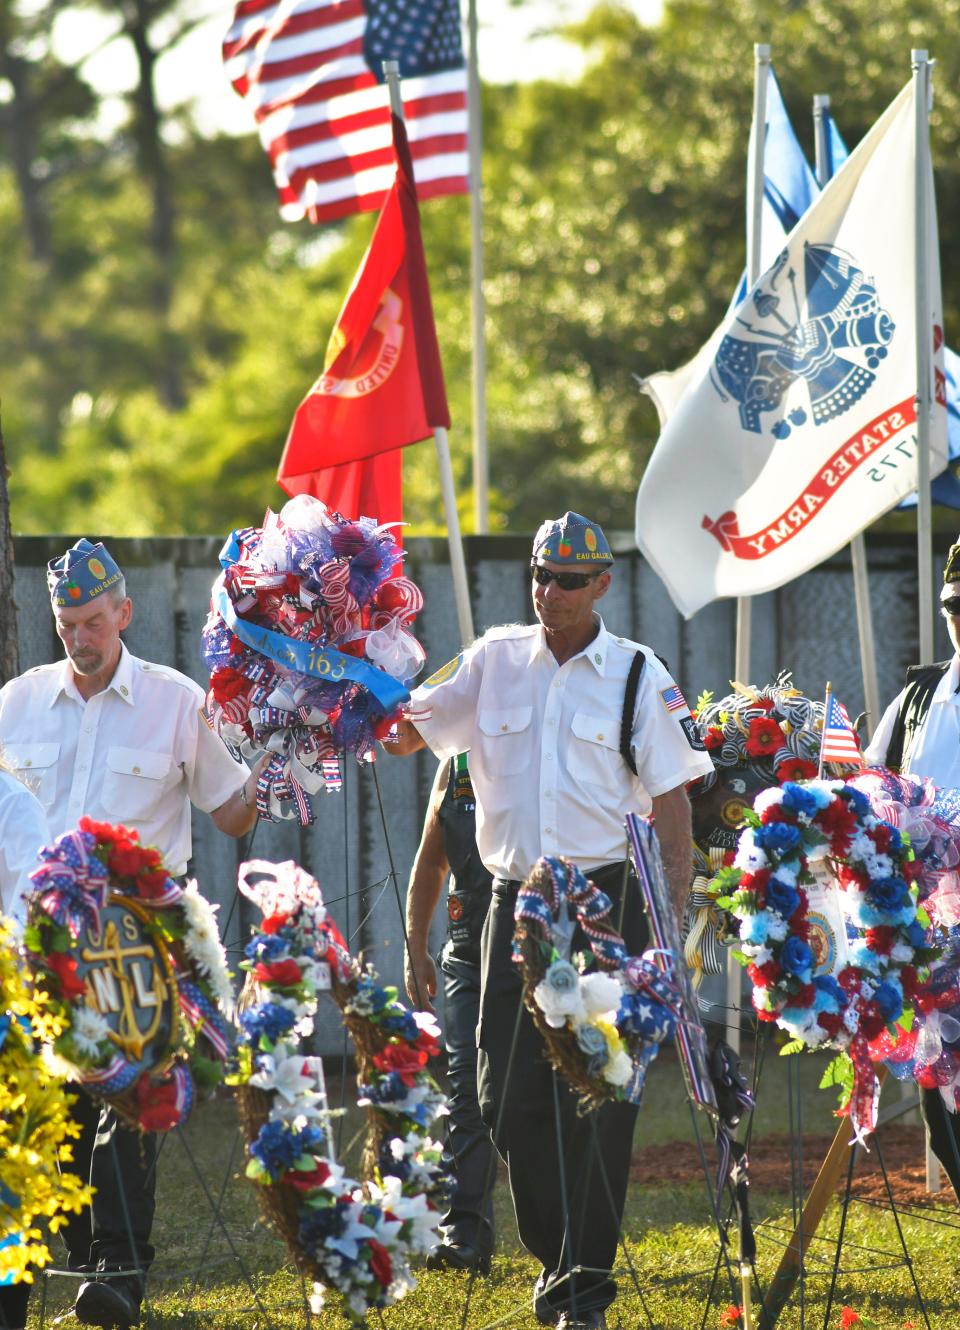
top-left (865, 538), bottom-right (960, 1200)
top-left (386, 511), bottom-right (713, 1330)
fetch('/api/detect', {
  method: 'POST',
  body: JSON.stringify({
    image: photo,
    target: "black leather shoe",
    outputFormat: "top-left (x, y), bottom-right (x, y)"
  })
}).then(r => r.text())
top-left (74, 1276), bottom-right (141, 1328)
top-left (425, 1242), bottom-right (492, 1275)
top-left (556, 1311), bottom-right (607, 1330)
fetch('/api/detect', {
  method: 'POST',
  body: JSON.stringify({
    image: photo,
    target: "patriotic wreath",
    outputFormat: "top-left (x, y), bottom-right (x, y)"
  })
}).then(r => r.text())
top-left (513, 856), bottom-right (682, 1111)
top-left (23, 819), bottom-right (234, 1132)
top-left (715, 779), bottom-right (939, 1139)
top-left (0, 916), bottom-right (93, 1284)
top-left (233, 860), bottom-right (448, 1324)
top-left (202, 495), bottom-right (425, 826)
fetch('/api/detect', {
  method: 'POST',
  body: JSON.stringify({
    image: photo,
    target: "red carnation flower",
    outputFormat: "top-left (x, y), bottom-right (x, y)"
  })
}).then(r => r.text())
top-left (837, 967), bottom-right (861, 994)
top-left (136, 867), bottom-right (172, 900)
top-left (900, 965), bottom-right (919, 998)
top-left (755, 1006), bottom-right (778, 1022)
top-left (840, 1308), bottom-right (862, 1328)
top-left (818, 801), bottom-right (857, 854)
top-left (745, 716), bottom-right (783, 757)
top-left (109, 840), bottom-right (148, 878)
top-left (367, 1237), bottom-right (393, 1287)
top-left (414, 1027), bottom-right (441, 1059)
top-left (818, 1012), bottom-right (843, 1037)
top-left (760, 803), bottom-right (786, 825)
top-left (740, 868), bottom-right (771, 894)
top-left (254, 958), bottom-right (303, 988)
top-left (704, 727), bottom-right (725, 751)
top-left (794, 983), bottom-right (815, 1007)
top-left (865, 926), bottom-right (895, 955)
top-left (46, 951), bottom-right (88, 1001)
top-left (775, 757), bottom-right (818, 784)
top-left (210, 667), bottom-right (250, 703)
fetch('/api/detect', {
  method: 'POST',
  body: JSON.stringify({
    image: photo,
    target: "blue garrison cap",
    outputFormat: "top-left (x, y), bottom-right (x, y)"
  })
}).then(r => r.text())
top-left (47, 539), bottom-right (123, 607)
top-left (531, 512), bottom-right (613, 567)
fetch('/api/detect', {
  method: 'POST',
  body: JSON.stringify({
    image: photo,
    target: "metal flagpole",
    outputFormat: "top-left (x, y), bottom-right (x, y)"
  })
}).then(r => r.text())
top-left (733, 42), bottom-right (771, 689)
top-left (913, 50), bottom-right (935, 664)
top-left (384, 62), bottom-right (476, 646)
top-left (466, 0), bottom-right (489, 534)
top-left (726, 41), bottom-right (771, 1057)
top-left (813, 95), bottom-right (881, 740)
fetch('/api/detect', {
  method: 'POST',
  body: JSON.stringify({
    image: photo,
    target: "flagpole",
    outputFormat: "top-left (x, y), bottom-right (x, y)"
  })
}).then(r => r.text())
top-left (813, 94), bottom-right (881, 741)
top-left (913, 50), bottom-right (935, 663)
top-left (466, 0), bottom-right (489, 534)
top-left (818, 682), bottom-right (832, 779)
top-left (384, 62), bottom-right (475, 646)
top-left (726, 41), bottom-right (771, 1057)
top-left (734, 42), bottom-right (771, 686)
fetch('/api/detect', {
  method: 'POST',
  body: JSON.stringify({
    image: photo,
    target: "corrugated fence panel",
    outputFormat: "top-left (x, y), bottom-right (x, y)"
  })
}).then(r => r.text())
top-left (10, 531), bottom-right (952, 1050)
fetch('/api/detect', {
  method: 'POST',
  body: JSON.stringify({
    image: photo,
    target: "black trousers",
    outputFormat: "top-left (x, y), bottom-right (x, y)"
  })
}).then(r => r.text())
top-left (922, 1086), bottom-right (960, 1202)
top-left (438, 949), bottom-right (496, 1258)
top-left (477, 861), bottom-right (648, 1318)
top-left (59, 1089), bottom-right (157, 1276)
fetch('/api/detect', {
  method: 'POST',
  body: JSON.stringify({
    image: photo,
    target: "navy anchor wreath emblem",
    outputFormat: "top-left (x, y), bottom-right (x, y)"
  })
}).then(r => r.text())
top-left (711, 243), bottom-right (896, 439)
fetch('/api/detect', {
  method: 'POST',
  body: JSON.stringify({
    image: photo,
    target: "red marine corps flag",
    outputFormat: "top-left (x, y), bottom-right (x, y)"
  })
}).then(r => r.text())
top-left (277, 109), bottom-right (450, 520)
top-left (635, 76), bottom-right (947, 618)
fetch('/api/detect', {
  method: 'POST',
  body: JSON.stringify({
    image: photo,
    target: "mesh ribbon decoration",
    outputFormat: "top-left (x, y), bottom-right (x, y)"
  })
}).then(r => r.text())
top-left (232, 860), bottom-right (449, 1323)
top-left (513, 855), bottom-right (683, 1111)
top-left (202, 495), bottom-right (426, 827)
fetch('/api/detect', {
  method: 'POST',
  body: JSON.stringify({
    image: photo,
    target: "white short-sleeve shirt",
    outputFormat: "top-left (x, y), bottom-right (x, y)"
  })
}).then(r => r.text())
top-left (0, 643), bottom-right (248, 875)
top-left (407, 617), bottom-right (714, 880)
top-left (864, 656), bottom-right (960, 788)
top-left (0, 768), bottom-right (50, 928)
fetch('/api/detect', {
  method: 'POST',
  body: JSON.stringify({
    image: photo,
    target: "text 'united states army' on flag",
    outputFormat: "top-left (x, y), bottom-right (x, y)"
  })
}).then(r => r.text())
top-left (820, 694), bottom-right (864, 769)
top-left (223, 0), bottom-right (469, 224)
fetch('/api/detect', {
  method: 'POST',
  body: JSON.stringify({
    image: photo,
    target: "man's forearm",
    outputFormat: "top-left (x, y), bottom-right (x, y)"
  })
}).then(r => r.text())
top-left (651, 785), bottom-right (694, 923)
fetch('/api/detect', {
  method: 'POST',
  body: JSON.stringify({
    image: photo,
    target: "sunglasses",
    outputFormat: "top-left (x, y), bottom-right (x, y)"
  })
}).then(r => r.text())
top-left (531, 562), bottom-right (603, 591)
top-left (942, 596), bottom-right (960, 617)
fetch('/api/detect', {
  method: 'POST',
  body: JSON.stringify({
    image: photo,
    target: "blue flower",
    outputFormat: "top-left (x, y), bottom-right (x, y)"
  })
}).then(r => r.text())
top-left (238, 1001), bottom-right (295, 1045)
top-left (906, 920), bottom-right (928, 949)
top-left (244, 934), bottom-right (289, 962)
top-left (299, 1198), bottom-right (349, 1256)
top-left (381, 1011), bottom-right (420, 1041)
top-left (358, 1071), bottom-right (405, 1105)
top-left (755, 822), bottom-right (801, 854)
top-left (814, 975), bottom-right (845, 1004)
top-left (780, 936), bottom-right (814, 980)
top-left (867, 877), bottom-right (909, 914)
top-left (874, 981), bottom-right (903, 1022)
top-left (765, 878), bottom-right (801, 919)
top-left (780, 783), bottom-right (821, 819)
top-left (843, 786), bottom-right (870, 818)
top-left (250, 1120), bottom-right (323, 1181)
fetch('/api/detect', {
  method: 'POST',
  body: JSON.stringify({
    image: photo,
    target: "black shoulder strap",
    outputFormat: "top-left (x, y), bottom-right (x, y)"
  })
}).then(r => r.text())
top-left (620, 650), bottom-right (647, 776)
top-left (884, 661), bottom-right (951, 773)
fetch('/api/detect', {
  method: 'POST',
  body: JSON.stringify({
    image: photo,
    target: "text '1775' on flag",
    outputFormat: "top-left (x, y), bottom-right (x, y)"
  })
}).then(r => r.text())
top-left (223, 0), bottom-right (469, 224)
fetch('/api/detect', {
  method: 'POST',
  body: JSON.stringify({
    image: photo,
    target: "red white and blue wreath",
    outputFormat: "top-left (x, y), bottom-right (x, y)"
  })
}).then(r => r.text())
top-left (513, 856), bottom-right (683, 1110)
top-left (202, 495), bottom-right (425, 826)
top-left (23, 819), bottom-right (234, 1132)
top-left (715, 780), bottom-right (940, 1139)
top-left (232, 860), bottom-right (448, 1323)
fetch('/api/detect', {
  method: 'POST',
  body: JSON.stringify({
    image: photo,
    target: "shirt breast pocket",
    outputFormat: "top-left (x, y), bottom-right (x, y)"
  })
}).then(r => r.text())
top-left (477, 706), bottom-right (533, 776)
top-left (567, 712), bottom-right (622, 787)
top-left (5, 742), bottom-right (60, 808)
top-left (102, 747), bottom-right (173, 823)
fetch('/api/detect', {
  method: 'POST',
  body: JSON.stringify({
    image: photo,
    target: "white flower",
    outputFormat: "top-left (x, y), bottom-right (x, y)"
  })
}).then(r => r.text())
top-left (388, 1190), bottom-right (443, 1252)
top-left (754, 787), bottom-right (785, 817)
top-left (734, 840), bottom-right (769, 873)
top-left (602, 1049), bottom-right (634, 1087)
top-left (250, 1050), bottom-right (318, 1106)
top-left (180, 882), bottom-right (234, 1012)
top-left (533, 961), bottom-right (587, 1028)
top-left (750, 944), bottom-right (773, 966)
top-left (580, 972), bottom-right (623, 1019)
top-left (71, 1004), bottom-right (110, 1057)
top-left (766, 915), bottom-right (789, 942)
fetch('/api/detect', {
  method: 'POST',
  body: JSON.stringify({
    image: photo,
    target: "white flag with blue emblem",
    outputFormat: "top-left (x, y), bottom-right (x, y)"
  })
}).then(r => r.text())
top-left (635, 77), bottom-right (947, 619)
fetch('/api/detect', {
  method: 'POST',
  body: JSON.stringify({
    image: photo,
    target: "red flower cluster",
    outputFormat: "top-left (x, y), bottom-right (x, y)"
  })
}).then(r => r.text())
top-left (77, 817), bottom-right (170, 898)
top-left (135, 1076), bottom-right (181, 1132)
top-left (719, 1305), bottom-right (743, 1328)
top-left (816, 799), bottom-right (858, 855)
top-left (253, 958), bottom-right (303, 988)
top-left (704, 727), bottom-right (725, 751)
top-left (283, 1161), bottom-right (332, 1192)
top-left (45, 950), bottom-right (88, 1001)
top-left (367, 1237), bottom-right (393, 1288)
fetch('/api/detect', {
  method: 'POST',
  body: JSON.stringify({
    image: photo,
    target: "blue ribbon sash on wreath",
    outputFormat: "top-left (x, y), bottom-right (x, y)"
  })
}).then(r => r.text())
top-left (213, 582), bottom-right (408, 715)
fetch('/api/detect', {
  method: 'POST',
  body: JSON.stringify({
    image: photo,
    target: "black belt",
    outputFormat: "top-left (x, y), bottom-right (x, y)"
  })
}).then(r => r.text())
top-left (493, 862), bottom-right (635, 896)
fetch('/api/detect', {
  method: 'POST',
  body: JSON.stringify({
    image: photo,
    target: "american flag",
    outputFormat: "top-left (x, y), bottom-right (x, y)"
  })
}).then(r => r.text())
top-left (820, 693), bottom-right (864, 768)
top-left (223, 0), bottom-right (469, 224)
top-left (660, 684), bottom-right (687, 714)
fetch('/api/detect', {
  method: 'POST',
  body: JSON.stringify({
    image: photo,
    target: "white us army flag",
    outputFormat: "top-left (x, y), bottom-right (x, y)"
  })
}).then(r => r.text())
top-left (635, 77), bottom-right (947, 618)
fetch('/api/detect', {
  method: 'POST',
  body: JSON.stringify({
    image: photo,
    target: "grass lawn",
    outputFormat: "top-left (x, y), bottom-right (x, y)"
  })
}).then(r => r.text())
top-left (25, 1040), bottom-right (959, 1330)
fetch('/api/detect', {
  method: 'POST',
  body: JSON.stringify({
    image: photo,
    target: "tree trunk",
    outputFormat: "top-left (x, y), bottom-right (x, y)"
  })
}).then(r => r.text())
top-left (124, 0), bottom-right (183, 409)
top-left (0, 43), bottom-right (53, 267)
top-left (0, 418), bottom-right (20, 687)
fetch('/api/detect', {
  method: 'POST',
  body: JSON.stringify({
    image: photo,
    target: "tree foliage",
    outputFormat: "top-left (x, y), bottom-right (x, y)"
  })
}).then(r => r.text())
top-left (2, 0), bottom-right (960, 539)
